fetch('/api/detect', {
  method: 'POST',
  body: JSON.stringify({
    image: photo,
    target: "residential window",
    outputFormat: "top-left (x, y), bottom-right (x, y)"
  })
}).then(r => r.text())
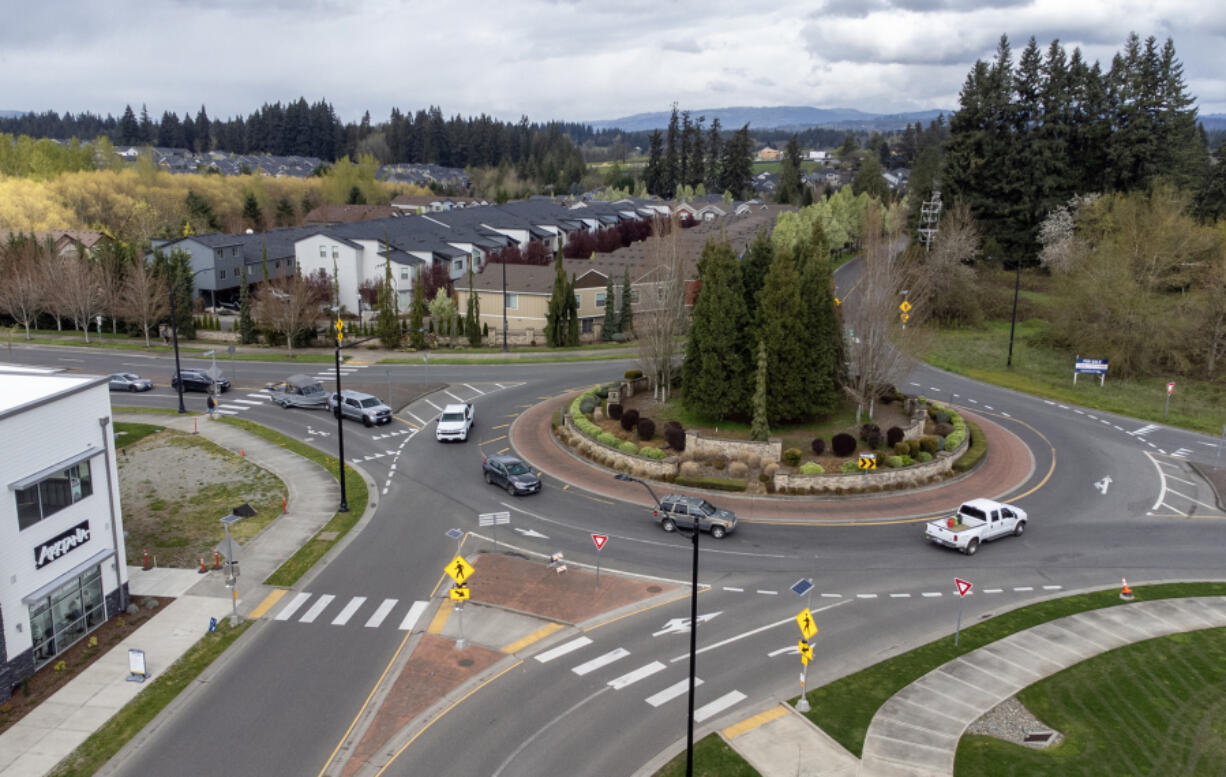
top-left (274, 260), bottom-right (281, 269)
top-left (454, 259), bottom-right (464, 273)
top-left (630, 289), bottom-right (640, 303)
top-left (215, 250), bottom-right (222, 260)
top-left (401, 268), bottom-right (409, 280)
top-left (331, 246), bottom-right (339, 259)
top-left (657, 287), bottom-right (664, 301)
top-left (286, 258), bottom-right (293, 269)
top-left (582, 318), bottom-right (594, 334)
top-left (231, 248), bottom-right (238, 257)
top-left (505, 293), bottom-right (519, 310)
top-left (219, 269), bottom-right (226, 280)
top-left (596, 292), bottom-right (606, 308)
top-left (16, 460), bottom-right (94, 530)
top-left (319, 246), bottom-right (327, 258)
top-left (574, 293), bottom-right (582, 309)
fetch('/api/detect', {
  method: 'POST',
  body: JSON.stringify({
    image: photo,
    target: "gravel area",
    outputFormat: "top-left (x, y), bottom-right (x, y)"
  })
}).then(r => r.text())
top-left (966, 696), bottom-right (1064, 749)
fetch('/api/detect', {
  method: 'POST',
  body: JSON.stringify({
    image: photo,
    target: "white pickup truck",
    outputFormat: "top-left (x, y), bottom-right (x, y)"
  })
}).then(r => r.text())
top-left (436, 403), bottom-right (474, 442)
top-left (924, 498), bottom-right (1028, 555)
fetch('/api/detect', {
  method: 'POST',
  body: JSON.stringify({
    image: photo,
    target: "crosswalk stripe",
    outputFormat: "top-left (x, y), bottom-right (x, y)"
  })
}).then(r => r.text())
top-left (399, 601), bottom-right (429, 631)
top-left (274, 592), bottom-right (312, 621)
top-left (608, 661), bottom-right (666, 690)
top-left (695, 691), bottom-right (747, 722)
top-left (364, 598), bottom-right (398, 628)
top-left (230, 399), bottom-right (263, 405)
top-left (331, 596), bottom-right (366, 626)
top-left (246, 393), bottom-right (271, 399)
top-left (215, 409), bottom-right (238, 415)
top-left (646, 678), bottom-right (703, 707)
top-left (300, 594), bottom-right (335, 623)
top-left (572, 648), bottom-right (630, 676)
top-left (535, 636), bottom-right (592, 663)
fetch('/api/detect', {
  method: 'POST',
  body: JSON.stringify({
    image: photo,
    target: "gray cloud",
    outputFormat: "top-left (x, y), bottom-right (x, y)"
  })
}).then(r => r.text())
top-left (662, 39), bottom-right (704, 53)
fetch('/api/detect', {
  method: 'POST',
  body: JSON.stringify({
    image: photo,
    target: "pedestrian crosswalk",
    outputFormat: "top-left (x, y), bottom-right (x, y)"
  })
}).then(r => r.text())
top-left (261, 591), bottom-right (430, 633)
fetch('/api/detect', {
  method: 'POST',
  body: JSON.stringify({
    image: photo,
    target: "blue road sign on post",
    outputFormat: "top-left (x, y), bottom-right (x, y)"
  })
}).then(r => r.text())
top-left (791, 578), bottom-right (814, 597)
top-left (1074, 358), bottom-right (1108, 386)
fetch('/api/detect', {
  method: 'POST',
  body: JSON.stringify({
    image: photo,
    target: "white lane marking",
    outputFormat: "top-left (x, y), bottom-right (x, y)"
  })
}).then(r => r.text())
top-left (1044, 400), bottom-right (1056, 405)
top-left (857, 593), bottom-right (878, 599)
top-left (984, 405), bottom-right (993, 411)
top-left (299, 594), bottom-right (335, 623)
top-left (1013, 587), bottom-right (1034, 592)
top-left (922, 592), bottom-right (942, 598)
top-left (768, 645), bottom-right (800, 657)
top-left (444, 389), bottom-right (467, 403)
top-left (406, 411), bottom-right (427, 426)
top-left (757, 590), bottom-right (778, 596)
top-left (723, 587), bottom-right (744, 592)
top-left (535, 636), bottom-right (593, 663)
top-left (229, 399), bottom-right (262, 406)
top-left (890, 593), bottom-right (911, 598)
top-left (1171, 448), bottom-right (1193, 459)
top-left (1100, 419), bottom-right (1110, 425)
top-left (608, 661), bottom-right (666, 690)
top-left (425, 399), bottom-right (443, 411)
top-left (274, 592), bottom-right (312, 621)
top-left (1114, 425), bottom-right (1123, 431)
top-left (909, 382), bottom-right (921, 387)
top-left (572, 648), bottom-right (630, 676)
top-left (1130, 424), bottom-right (1160, 437)
top-left (983, 588), bottom-right (1003, 593)
top-left (1166, 489), bottom-right (1222, 511)
top-left (331, 596), bottom-right (366, 626)
top-left (968, 398), bottom-right (978, 404)
top-left (364, 598), bottom-right (398, 628)
top-left (399, 601), bottom-right (429, 631)
top-left (463, 383), bottom-right (485, 395)
top-left (1168, 475), bottom-right (1196, 486)
top-left (1058, 404), bottom-right (1069, 409)
top-left (929, 386), bottom-right (941, 392)
top-left (820, 593), bottom-right (842, 598)
top-left (1002, 412), bottom-right (1011, 418)
top-left (1162, 502), bottom-right (1189, 516)
top-left (59, 358), bottom-right (83, 362)
top-left (646, 678), bottom-right (704, 707)
top-left (669, 600), bottom-right (851, 664)
top-left (1074, 409), bottom-right (1085, 415)
top-left (694, 691), bottom-right (748, 722)
top-left (1042, 585), bottom-right (1063, 591)
top-left (495, 383), bottom-right (506, 389)
top-left (246, 393), bottom-right (271, 399)
top-left (215, 409), bottom-right (238, 415)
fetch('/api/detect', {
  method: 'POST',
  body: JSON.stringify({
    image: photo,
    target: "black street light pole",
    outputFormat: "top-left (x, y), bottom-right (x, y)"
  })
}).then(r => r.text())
top-left (615, 473), bottom-right (697, 777)
top-left (1006, 258), bottom-right (1021, 368)
top-left (163, 256), bottom-right (211, 414)
top-left (333, 317), bottom-right (349, 513)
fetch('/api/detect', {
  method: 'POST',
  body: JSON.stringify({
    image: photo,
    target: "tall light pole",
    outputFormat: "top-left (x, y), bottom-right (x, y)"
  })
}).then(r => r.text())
top-left (333, 315), bottom-right (349, 513)
top-left (615, 473), bottom-right (698, 777)
top-left (1006, 258), bottom-right (1021, 368)
top-left (162, 253), bottom-right (211, 414)
top-left (501, 257), bottom-right (509, 353)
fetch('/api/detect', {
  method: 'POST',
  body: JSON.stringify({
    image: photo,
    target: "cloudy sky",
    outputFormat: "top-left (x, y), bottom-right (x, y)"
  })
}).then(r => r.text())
top-left (2, 0), bottom-right (1223, 123)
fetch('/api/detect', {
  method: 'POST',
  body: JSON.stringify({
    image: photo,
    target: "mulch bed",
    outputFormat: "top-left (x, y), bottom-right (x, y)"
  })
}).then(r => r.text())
top-left (0, 596), bottom-right (174, 734)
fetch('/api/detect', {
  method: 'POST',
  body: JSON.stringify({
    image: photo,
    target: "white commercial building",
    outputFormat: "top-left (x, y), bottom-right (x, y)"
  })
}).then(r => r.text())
top-left (0, 370), bottom-right (129, 701)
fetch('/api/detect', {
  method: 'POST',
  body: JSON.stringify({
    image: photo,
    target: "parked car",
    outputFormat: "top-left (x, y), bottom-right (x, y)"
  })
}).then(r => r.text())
top-left (436, 403), bottom-right (475, 442)
top-left (108, 373), bottom-right (153, 392)
top-left (924, 498), bottom-right (1028, 555)
top-left (171, 369), bottom-right (230, 393)
top-left (327, 390), bottom-right (393, 426)
top-left (483, 454), bottom-right (541, 495)
top-left (266, 374), bottom-right (328, 408)
top-left (653, 494), bottom-right (737, 539)
top-left (218, 301), bottom-right (240, 313)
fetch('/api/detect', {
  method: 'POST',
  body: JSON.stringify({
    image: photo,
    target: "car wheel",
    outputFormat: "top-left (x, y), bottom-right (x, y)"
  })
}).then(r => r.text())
top-left (661, 518), bottom-right (676, 533)
top-left (484, 472), bottom-right (492, 485)
top-left (128, 385), bottom-right (137, 392)
top-left (363, 417), bottom-right (373, 427)
top-left (506, 482), bottom-right (516, 496)
top-left (1014, 521), bottom-right (1025, 537)
top-left (965, 538), bottom-right (980, 556)
top-left (710, 525), bottom-right (726, 539)
top-left (279, 400), bottom-right (289, 408)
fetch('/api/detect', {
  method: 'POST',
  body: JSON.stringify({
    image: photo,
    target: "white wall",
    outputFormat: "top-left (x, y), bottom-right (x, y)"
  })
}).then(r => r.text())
top-left (295, 235), bottom-right (362, 314)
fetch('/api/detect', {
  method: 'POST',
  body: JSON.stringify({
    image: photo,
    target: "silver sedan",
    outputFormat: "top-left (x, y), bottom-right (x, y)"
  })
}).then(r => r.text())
top-left (109, 373), bottom-right (153, 392)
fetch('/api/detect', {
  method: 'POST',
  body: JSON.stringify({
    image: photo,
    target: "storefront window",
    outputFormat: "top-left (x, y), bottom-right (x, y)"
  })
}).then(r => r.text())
top-left (15, 459), bottom-right (93, 530)
top-left (29, 565), bottom-right (107, 667)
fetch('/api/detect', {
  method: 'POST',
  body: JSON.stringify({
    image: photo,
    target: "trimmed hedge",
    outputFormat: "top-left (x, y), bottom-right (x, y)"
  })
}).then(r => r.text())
top-left (783, 447), bottom-right (803, 466)
top-left (886, 455), bottom-right (904, 468)
top-left (597, 432), bottom-right (619, 446)
top-left (579, 396), bottom-right (597, 415)
top-left (799, 462), bottom-right (824, 475)
top-left (641, 447), bottom-right (666, 460)
top-left (624, 369), bottom-right (642, 379)
top-left (832, 432), bottom-right (857, 457)
top-left (607, 403), bottom-right (623, 420)
top-left (674, 475), bottom-right (748, 492)
top-left (953, 420), bottom-right (987, 472)
top-left (840, 460), bottom-right (859, 473)
top-left (619, 441), bottom-right (639, 455)
top-left (916, 451), bottom-right (933, 463)
top-left (811, 438), bottom-right (825, 456)
top-left (886, 426), bottom-right (904, 447)
top-left (621, 408), bottom-right (640, 431)
top-left (664, 421), bottom-right (686, 451)
top-left (637, 417), bottom-right (656, 440)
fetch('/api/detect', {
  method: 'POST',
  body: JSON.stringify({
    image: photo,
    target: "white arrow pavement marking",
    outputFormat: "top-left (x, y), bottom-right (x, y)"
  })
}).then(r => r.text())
top-left (694, 691), bottom-right (748, 722)
top-left (535, 636), bottom-right (593, 663)
top-left (670, 599), bottom-right (851, 663)
top-left (1094, 476), bottom-right (1112, 495)
top-left (572, 648), bottom-right (630, 676)
top-left (646, 678), bottom-right (704, 707)
top-left (608, 661), bottom-right (667, 689)
top-left (653, 611), bottom-right (723, 637)
top-left (512, 527), bottom-right (550, 539)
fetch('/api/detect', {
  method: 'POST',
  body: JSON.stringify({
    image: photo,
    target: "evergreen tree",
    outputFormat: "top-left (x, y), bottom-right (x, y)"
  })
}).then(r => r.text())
top-left (664, 105), bottom-right (680, 197)
top-left (118, 105), bottom-right (140, 145)
top-left (238, 265), bottom-right (256, 344)
top-left (565, 273), bottom-right (580, 346)
top-left (740, 228), bottom-right (774, 320)
top-left (600, 272), bottom-right (618, 340)
top-left (275, 196), bottom-right (295, 226)
top-left (777, 135), bottom-right (803, 204)
top-left (347, 185), bottom-right (366, 205)
top-left (705, 118), bottom-right (723, 191)
top-left (160, 249), bottom-right (196, 340)
top-left (544, 252), bottom-right (569, 347)
top-left (756, 248), bottom-right (808, 422)
top-left (194, 105), bottom-right (211, 152)
top-left (749, 340), bottom-right (770, 442)
top-left (795, 222), bottom-right (843, 416)
top-left (138, 104), bottom-right (154, 144)
top-left (409, 267), bottom-right (427, 348)
top-left (719, 124), bottom-right (754, 200)
top-left (688, 115), bottom-right (706, 187)
top-left (619, 266), bottom-right (634, 335)
top-left (465, 264), bottom-right (482, 346)
top-left (242, 191), bottom-right (263, 231)
top-left (377, 250), bottom-right (401, 348)
top-left (682, 241), bottom-right (750, 420)
top-left (852, 153), bottom-right (889, 202)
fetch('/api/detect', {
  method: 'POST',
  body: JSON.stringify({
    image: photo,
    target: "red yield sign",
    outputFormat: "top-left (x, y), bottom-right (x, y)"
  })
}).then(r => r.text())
top-left (954, 578), bottom-right (973, 598)
top-left (591, 534), bottom-right (608, 552)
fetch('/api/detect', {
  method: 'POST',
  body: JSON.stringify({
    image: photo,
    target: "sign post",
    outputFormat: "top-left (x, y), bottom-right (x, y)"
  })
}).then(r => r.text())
top-left (591, 533), bottom-right (608, 587)
top-left (795, 606), bottom-right (818, 712)
top-left (954, 577), bottom-right (972, 646)
top-left (444, 555), bottom-right (475, 651)
top-left (478, 511), bottom-right (510, 551)
top-left (220, 513), bottom-right (243, 625)
top-left (1165, 382), bottom-right (1175, 418)
top-left (1073, 358), bottom-right (1108, 386)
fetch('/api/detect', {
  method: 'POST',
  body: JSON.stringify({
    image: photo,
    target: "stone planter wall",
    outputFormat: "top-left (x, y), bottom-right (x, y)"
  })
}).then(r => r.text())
top-left (774, 432), bottom-right (970, 493)
top-left (901, 401), bottom-right (928, 440)
top-left (561, 414), bottom-right (679, 479)
top-left (685, 432), bottom-right (782, 463)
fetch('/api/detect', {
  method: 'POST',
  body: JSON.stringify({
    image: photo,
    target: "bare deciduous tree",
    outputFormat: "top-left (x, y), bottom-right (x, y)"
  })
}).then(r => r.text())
top-left (0, 235), bottom-right (47, 339)
top-left (635, 216), bottom-right (690, 401)
top-left (922, 203), bottom-right (982, 325)
top-left (116, 256), bottom-right (169, 347)
top-left (253, 271), bottom-right (325, 353)
top-left (50, 252), bottom-right (105, 343)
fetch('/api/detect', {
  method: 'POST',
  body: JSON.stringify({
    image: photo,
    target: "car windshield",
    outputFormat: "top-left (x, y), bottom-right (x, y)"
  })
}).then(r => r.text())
top-left (359, 398), bottom-right (383, 408)
top-left (505, 461), bottom-right (530, 476)
top-left (698, 501), bottom-right (717, 516)
top-left (441, 412), bottom-right (465, 422)
top-left (118, 374), bottom-right (136, 380)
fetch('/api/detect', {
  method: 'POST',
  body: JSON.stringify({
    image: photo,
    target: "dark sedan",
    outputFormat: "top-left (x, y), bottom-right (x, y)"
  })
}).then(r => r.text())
top-left (483, 454), bottom-right (541, 496)
top-left (171, 370), bottom-right (231, 393)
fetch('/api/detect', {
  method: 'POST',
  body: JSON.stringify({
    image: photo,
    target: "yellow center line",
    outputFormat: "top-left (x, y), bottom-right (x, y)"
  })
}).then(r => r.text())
top-left (501, 622), bottom-right (563, 653)
top-left (724, 705), bottom-right (789, 739)
top-left (247, 588), bottom-right (287, 620)
top-left (480, 435), bottom-right (507, 446)
top-left (497, 447), bottom-right (510, 454)
top-left (491, 423), bottom-right (509, 430)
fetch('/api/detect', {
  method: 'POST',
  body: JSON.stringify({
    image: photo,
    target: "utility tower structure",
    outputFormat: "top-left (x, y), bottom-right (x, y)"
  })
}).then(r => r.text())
top-left (918, 188), bottom-right (942, 251)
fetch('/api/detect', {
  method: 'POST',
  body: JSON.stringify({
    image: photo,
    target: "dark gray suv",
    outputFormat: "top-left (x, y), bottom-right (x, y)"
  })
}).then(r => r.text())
top-left (483, 454), bottom-right (541, 495)
top-left (653, 494), bottom-right (737, 539)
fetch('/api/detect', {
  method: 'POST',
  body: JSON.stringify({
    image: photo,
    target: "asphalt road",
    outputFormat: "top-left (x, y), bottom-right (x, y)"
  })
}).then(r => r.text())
top-left (6, 319), bottom-right (1226, 777)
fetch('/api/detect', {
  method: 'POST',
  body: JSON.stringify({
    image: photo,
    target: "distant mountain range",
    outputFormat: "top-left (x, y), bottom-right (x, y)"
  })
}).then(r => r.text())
top-left (0, 110), bottom-right (26, 119)
top-left (585, 106), bottom-right (954, 133)
top-left (1202, 114), bottom-right (1226, 132)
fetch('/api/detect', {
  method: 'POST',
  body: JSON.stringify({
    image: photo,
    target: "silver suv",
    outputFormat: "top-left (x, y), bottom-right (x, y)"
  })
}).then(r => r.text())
top-left (653, 494), bottom-right (737, 539)
top-left (328, 390), bottom-right (392, 427)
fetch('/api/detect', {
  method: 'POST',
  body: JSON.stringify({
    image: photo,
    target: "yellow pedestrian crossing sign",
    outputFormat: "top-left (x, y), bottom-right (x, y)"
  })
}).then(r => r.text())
top-left (335, 318), bottom-right (345, 343)
top-left (796, 608), bottom-right (817, 640)
top-left (445, 555), bottom-right (475, 585)
top-left (899, 300), bottom-right (912, 313)
top-left (449, 584), bottom-right (470, 601)
top-left (834, 297), bottom-right (841, 307)
top-left (798, 639), bottom-right (814, 665)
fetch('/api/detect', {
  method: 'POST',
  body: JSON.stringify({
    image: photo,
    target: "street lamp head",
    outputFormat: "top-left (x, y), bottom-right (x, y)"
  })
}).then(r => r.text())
top-left (614, 473), bottom-right (634, 482)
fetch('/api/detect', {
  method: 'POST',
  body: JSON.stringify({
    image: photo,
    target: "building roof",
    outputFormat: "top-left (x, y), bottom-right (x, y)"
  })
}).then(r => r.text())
top-left (304, 204), bottom-right (399, 224)
top-left (0, 372), bottom-right (107, 420)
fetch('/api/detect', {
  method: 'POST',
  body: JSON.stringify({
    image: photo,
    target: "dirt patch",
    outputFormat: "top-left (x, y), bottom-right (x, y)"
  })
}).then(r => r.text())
top-left (0, 596), bottom-right (173, 734)
top-left (117, 429), bottom-right (285, 567)
top-left (468, 552), bottom-right (676, 623)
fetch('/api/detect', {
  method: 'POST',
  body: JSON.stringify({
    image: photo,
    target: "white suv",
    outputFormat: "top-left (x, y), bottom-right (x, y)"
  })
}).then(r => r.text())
top-left (436, 403), bottom-right (474, 442)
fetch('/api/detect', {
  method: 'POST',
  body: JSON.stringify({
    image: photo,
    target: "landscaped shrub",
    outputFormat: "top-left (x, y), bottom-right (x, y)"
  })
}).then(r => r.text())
top-left (637, 418), bottom-right (656, 441)
top-left (619, 441), bottom-right (639, 455)
top-left (641, 447), bottom-right (666, 460)
top-left (894, 441), bottom-right (909, 455)
top-left (933, 422), bottom-right (954, 438)
top-left (839, 460), bottom-right (858, 473)
top-left (934, 411), bottom-right (950, 425)
top-left (758, 455), bottom-right (775, 469)
top-left (620, 408), bottom-right (640, 431)
top-left (832, 433), bottom-right (857, 457)
top-left (886, 426), bottom-right (905, 447)
top-left (919, 435), bottom-right (940, 454)
top-left (579, 396), bottom-right (597, 415)
top-left (597, 432), bottom-right (619, 447)
top-left (595, 384), bottom-right (611, 399)
top-left (575, 416), bottom-right (601, 438)
top-left (729, 461), bottom-right (748, 478)
top-left (663, 421), bottom-right (685, 451)
top-left (782, 448), bottom-right (803, 466)
top-left (886, 455), bottom-right (904, 468)
top-left (709, 453), bottom-right (728, 470)
top-left (763, 462), bottom-right (779, 478)
top-left (916, 451), bottom-right (933, 463)
top-left (906, 439), bottom-right (921, 457)
top-left (679, 461), bottom-right (701, 477)
top-left (953, 420), bottom-right (986, 472)
top-left (624, 369), bottom-right (642, 380)
top-left (799, 462), bottom-right (824, 475)
top-left (859, 423), bottom-right (881, 442)
top-left (607, 403), bottom-right (622, 420)
top-left (866, 431), bottom-right (884, 450)
top-left (945, 428), bottom-right (966, 451)
top-left (674, 475), bottom-right (747, 492)
top-left (551, 409), bottom-right (562, 431)
top-left (811, 438), bottom-right (826, 456)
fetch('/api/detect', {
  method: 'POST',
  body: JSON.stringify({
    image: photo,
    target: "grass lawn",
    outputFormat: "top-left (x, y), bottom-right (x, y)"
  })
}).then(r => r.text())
top-left (112, 421), bottom-right (163, 448)
top-left (804, 582), bottom-right (1226, 758)
top-left (218, 417), bottom-right (368, 587)
top-left (955, 626), bottom-right (1226, 776)
top-left (655, 733), bottom-right (761, 777)
top-left (48, 619), bottom-right (250, 777)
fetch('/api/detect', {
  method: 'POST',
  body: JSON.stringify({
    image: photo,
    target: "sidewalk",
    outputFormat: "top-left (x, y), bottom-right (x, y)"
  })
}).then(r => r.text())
top-left (0, 412), bottom-right (346, 777)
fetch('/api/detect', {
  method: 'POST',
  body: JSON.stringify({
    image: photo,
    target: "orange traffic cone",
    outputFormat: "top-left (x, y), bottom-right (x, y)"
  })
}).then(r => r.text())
top-left (1120, 577), bottom-right (1134, 601)
top-left (240, 448), bottom-right (245, 457)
